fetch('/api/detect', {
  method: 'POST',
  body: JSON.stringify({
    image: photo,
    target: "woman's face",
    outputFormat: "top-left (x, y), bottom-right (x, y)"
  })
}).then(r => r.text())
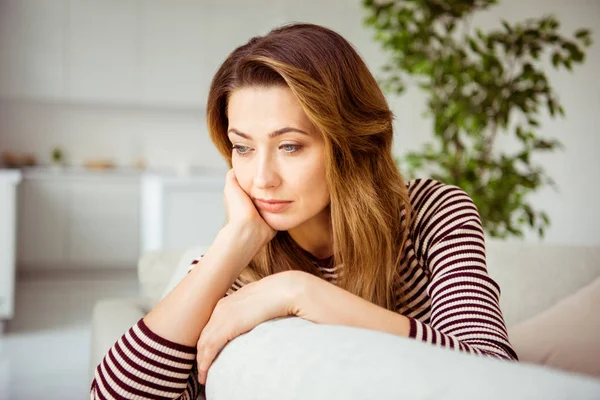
top-left (227, 85), bottom-right (330, 232)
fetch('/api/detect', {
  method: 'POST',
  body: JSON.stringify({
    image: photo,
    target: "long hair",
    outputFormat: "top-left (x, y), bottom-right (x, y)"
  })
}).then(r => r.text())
top-left (206, 23), bottom-right (413, 311)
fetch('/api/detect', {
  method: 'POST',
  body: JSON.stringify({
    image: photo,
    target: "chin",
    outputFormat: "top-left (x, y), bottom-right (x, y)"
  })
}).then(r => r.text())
top-left (261, 213), bottom-right (303, 232)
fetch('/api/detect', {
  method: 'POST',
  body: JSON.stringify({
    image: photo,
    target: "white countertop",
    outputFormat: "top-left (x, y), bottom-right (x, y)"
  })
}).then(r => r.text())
top-left (20, 166), bottom-right (151, 180)
top-left (0, 169), bottom-right (22, 184)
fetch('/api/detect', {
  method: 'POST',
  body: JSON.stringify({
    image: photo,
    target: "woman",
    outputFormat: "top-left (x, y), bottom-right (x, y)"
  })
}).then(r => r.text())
top-left (90, 23), bottom-right (517, 399)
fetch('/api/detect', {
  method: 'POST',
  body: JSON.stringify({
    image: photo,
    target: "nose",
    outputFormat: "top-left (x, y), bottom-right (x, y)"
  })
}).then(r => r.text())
top-left (253, 151), bottom-right (281, 190)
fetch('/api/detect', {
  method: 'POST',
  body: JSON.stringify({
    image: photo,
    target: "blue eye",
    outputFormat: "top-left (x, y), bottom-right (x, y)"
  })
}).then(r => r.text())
top-left (281, 144), bottom-right (302, 153)
top-left (232, 145), bottom-right (251, 156)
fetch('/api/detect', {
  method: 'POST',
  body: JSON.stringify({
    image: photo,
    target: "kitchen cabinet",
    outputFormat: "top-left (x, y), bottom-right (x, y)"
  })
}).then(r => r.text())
top-left (138, 0), bottom-right (286, 108)
top-left (66, 0), bottom-right (139, 104)
top-left (140, 173), bottom-right (226, 253)
top-left (0, 0), bottom-right (67, 100)
top-left (0, 0), bottom-right (289, 108)
top-left (16, 168), bottom-right (229, 271)
top-left (16, 179), bottom-right (70, 269)
top-left (16, 170), bottom-right (140, 271)
top-left (138, 1), bottom-right (209, 107)
top-left (0, 170), bottom-right (22, 326)
top-left (66, 180), bottom-right (140, 268)
top-left (0, 0), bottom-right (138, 104)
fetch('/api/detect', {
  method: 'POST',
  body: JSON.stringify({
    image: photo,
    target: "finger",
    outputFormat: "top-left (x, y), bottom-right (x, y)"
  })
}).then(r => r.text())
top-left (196, 306), bottom-right (225, 384)
top-left (198, 336), bottom-right (227, 385)
top-left (197, 339), bottom-right (206, 383)
top-left (196, 319), bottom-right (215, 383)
top-left (225, 168), bottom-right (235, 185)
top-left (229, 170), bottom-right (239, 184)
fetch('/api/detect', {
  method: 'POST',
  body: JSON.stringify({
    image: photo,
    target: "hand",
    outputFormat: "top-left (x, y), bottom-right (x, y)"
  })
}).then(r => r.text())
top-left (196, 271), bottom-right (305, 385)
top-left (224, 168), bottom-right (276, 243)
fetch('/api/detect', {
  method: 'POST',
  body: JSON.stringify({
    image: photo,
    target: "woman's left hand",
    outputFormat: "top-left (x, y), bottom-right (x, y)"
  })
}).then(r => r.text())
top-left (196, 270), bottom-right (307, 385)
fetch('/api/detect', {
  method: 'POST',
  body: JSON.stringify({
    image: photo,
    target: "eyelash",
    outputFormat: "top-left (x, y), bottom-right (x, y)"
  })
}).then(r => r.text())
top-left (232, 144), bottom-right (303, 157)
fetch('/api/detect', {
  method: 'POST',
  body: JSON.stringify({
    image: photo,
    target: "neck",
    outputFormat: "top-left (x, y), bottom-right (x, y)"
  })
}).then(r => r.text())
top-left (287, 206), bottom-right (333, 259)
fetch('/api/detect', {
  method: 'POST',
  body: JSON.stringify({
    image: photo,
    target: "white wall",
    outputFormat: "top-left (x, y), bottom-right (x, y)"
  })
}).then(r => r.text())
top-left (0, 0), bottom-right (598, 245)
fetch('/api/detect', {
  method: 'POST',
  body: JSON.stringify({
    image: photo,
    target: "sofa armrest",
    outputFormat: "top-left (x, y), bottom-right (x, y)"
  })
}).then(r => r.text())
top-left (138, 245), bottom-right (209, 308)
top-left (207, 317), bottom-right (600, 400)
top-left (88, 297), bottom-right (149, 384)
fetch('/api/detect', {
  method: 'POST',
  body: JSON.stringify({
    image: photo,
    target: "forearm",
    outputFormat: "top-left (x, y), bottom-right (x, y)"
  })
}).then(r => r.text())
top-left (144, 223), bottom-right (268, 347)
top-left (295, 273), bottom-right (411, 337)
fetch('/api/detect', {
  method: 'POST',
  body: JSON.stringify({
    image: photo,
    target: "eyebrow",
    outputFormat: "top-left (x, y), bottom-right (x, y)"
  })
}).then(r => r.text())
top-left (227, 127), bottom-right (309, 139)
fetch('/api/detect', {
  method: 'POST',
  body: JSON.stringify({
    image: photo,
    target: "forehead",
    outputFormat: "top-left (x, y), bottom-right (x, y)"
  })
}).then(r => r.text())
top-left (227, 86), bottom-right (316, 136)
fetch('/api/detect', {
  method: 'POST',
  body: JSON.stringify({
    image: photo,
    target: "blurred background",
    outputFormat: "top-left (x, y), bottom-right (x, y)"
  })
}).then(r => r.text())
top-left (0, 0), bottom-right (598, 398)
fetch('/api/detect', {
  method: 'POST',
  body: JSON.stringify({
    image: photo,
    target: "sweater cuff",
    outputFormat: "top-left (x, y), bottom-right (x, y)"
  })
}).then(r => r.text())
top-left (406, 316), bottom-right (419, 339)
top-left (136, 318), bottom-right (197, 355)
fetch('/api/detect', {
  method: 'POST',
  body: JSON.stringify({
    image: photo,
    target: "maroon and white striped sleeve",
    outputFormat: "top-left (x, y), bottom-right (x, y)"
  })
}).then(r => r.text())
top-left (407, 183), bottom-right (518, 361)
top-left (90, 318), bottom-right (202, 399)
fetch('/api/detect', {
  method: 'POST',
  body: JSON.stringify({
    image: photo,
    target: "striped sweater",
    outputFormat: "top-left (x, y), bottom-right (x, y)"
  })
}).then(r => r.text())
top-left (90, 178), bottom-right (518, 399)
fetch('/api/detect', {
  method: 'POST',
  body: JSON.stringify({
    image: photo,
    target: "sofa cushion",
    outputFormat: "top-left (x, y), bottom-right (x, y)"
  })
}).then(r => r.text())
top-left (485, 240), bottom-right (600, 327)
top-left (509, 276), bottom-right (600, 378)
top-left (89, 297), bottom-right (148, 383)
top-left (137, 249), bottom-right (187, 305)
top-left (206, 317), bottom-right (600, 400)
top-left (159, 245), bottom-right (208, 301)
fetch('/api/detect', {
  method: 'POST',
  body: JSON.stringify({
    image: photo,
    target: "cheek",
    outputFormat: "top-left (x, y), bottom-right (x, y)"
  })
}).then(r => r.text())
top-left (294, 160), bottom-right (329, 201)
top-left (232, 163), bottom-right (253, 193)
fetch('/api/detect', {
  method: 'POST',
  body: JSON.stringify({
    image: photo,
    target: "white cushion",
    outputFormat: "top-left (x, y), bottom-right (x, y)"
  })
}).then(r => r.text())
top-left (207, 317), bottom-right (600, 400)
top-left (137, 246), bottom-right (207, 307)
top-left (509, 276), bottom-right (600, 378)
top-left (159, 245), bottom-right (209, 301)
top-left (486, 240), bottom-right (600, 327)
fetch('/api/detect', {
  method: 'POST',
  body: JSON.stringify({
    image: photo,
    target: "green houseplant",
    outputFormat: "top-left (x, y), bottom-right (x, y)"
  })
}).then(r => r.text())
top-left (363, 0), bottom-right (592, 238)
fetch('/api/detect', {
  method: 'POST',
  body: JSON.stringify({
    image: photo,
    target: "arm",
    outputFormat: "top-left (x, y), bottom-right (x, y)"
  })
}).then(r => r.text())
top-left (405, 218), bottom-right (518, 360)
top-left (90, 222), bottom-right (269, 399)
top-left (294, 225), bottom-right (517, 361)
top-left (294, 185), bottom-right (517, 361)
top-left (293, 272), bottom-right (412, 336)
top-left (143, 223), bottom-right (267, 345)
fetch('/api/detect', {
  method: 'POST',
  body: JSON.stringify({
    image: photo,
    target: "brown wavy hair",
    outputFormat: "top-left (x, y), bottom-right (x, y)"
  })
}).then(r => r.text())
top-left (206, 23), bottom-right (413, 311)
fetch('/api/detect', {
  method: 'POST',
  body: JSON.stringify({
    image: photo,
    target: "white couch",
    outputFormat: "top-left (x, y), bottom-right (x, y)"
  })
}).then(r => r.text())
top-left (90, 240), bottom-right (600, 399)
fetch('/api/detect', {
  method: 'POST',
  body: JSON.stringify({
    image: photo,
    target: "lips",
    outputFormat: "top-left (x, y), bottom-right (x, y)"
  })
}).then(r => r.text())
top-left (255, 199), bottom-right (292, 213)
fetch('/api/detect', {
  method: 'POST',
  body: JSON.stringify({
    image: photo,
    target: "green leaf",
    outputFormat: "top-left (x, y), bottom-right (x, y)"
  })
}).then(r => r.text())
top-left (468, 38), bottom-right (480, 53)
top-left (551, 52), bottom-right (561, 67)
top-left (564, 59), bottom-right (573, 70)
top-left (575, 28), bottom-right (590, 39)
top-left (547, 99), bottom-right (556, 116)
